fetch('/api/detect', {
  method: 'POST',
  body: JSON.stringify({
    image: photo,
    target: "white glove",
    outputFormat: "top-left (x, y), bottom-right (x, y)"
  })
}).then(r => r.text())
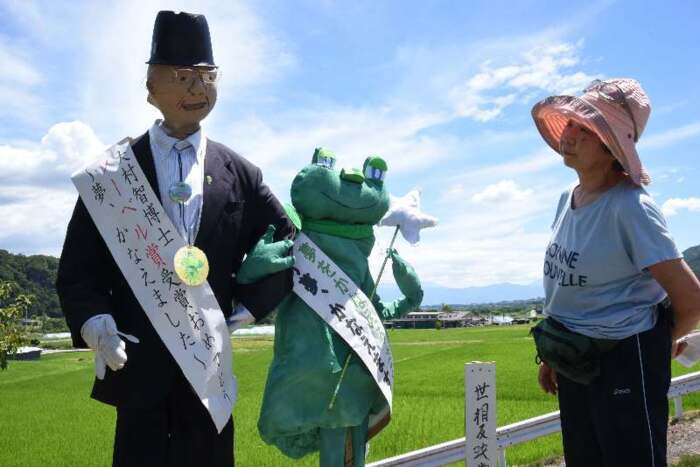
top-left (81, 314), bottom-right (139, 380)
top-left (226, 304), bottom-right (256, 333)
top-left (676, 332), bottom-right (700, 368)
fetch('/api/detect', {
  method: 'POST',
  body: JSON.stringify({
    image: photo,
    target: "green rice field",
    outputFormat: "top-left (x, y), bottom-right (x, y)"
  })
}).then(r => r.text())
top-left (2, 325), bottom-right (699, 466)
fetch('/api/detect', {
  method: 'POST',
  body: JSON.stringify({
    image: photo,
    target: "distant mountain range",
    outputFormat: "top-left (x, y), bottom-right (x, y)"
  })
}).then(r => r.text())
top-left (381, 245), bottom-right (700, 305)
top-left (378, 282), bottom-right (544, 306)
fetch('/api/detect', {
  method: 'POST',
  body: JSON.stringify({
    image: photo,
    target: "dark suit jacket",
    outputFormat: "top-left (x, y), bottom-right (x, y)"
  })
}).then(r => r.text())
top-left (56, 132), bottom-right (293, 408)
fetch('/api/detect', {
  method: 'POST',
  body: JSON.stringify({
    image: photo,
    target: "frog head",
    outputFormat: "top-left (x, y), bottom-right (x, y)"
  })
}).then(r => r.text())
top-left (290, 147), bottom-right (390, 225)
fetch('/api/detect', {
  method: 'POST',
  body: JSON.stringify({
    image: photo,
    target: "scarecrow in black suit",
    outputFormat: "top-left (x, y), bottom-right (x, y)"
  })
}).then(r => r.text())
top-left (56, 11), bottom-right (294, 466)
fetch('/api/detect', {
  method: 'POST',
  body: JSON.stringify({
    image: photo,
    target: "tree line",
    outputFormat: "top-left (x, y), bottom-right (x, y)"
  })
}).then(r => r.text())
top-left (0, 250), bottom-right (61, 318)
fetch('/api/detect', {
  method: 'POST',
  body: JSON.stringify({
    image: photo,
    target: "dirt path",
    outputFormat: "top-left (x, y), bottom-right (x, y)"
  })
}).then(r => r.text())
top-left (540, 413), bottom-right (700, 467)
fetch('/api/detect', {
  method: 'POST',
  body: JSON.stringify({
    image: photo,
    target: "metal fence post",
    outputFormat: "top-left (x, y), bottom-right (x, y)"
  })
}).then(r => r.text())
top-left (498, 448), bottom-right (506, 466)
top-left (673, 396), bottom-right (683, 419)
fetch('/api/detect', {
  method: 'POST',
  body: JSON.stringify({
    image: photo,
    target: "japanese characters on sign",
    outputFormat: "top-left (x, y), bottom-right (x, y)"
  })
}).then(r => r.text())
top-left (71, 138), bottom-right (234, 433)
top-left (465, 362), bottom-right (497, 467)
top-left (292, 232), bottom-right (394, 409)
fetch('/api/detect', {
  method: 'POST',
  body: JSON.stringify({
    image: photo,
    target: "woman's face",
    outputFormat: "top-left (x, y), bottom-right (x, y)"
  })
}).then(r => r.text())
top-left (559, 119), bottom-right (614, 172)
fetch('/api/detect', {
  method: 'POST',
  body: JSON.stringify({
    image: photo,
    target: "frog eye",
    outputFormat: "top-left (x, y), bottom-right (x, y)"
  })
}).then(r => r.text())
top-left (312, 147), bottom-right (336, 170)
top-left (365, 166), bottom-right (385, 181)
top-left (363, 155), bottom-right (388, 182)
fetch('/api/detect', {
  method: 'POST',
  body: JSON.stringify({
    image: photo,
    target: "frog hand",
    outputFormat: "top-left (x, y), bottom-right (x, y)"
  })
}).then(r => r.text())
top-left (236, 225), bottom-right (295, 284)
top-left (390, 248), bottom-right (423, 305)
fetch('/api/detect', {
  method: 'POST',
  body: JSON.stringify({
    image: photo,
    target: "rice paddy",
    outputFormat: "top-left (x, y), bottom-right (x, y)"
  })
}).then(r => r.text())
top-left (2, 325), bottom-right (698, 466)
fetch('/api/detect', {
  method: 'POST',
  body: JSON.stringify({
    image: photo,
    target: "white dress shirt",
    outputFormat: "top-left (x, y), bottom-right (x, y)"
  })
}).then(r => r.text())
top-left (147, 120), bottom-right (255, 329)
top-left (148, 120), bottom-right (206, 245)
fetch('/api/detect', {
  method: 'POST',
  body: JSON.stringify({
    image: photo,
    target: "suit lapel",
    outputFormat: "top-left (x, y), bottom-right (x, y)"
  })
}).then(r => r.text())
top-left (196, 141), bottom-right (234, 247)
top-left (131, 132), bottom-right (162, 202)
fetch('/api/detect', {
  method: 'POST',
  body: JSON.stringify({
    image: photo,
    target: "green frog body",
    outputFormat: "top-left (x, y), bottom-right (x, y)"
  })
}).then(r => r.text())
top-left (257, 149), bottom-right (423, 466)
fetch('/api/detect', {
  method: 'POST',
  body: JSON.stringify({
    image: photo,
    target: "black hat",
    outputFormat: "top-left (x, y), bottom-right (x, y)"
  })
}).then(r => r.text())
top-left (146, 11), bottom-right (216, 67)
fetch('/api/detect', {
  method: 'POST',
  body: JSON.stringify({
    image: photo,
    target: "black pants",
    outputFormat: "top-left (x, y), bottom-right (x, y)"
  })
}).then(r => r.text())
top-left (556, 312), bottom-right (671, 467)
top-left (113, 372), bottom-right (234, 467)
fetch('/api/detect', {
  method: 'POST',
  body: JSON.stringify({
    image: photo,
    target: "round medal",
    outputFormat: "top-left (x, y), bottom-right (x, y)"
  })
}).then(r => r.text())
top-left (174, 245), bottom-right (209, 286)
top-left (169, 181), bottom-right (192, 204)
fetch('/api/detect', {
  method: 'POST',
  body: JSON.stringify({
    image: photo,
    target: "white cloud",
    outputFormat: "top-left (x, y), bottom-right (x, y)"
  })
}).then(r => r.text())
top-left (640, 121), bottom-right (700, 151)
top-left (0, 185), bottom-right (77, 256)
top-left (225, 106), bottom-right (453, 197)
top-left (217, 97), bottom-right (564, 288)
top-left (0, 121), bottom-right (104, 184)
top-left (74, 0), bottom-right (296, 143)
top-left (220, 82), bottom-right (572, 288)
top-left (471, 180), bottom-right (534, 204)
top-left (0, 121), bottom-right (104, 254)
top-left (0, 34), bottom-right (46, 126)
top-left (662, 197), bottom-right (700, 217)
top-left (444, 149), bottom-right (562, 191)
top-left (0, 1), bottom-right (75, 44)
top-left (653, 100), bottom-right (688, 116)
top-left (0, 38), bottom-right (41, 86)
top-left (42, 122), bottom-right (106, 174)
top-left (373, 202), bottom-right (552, 288)
top-left (369, 180), bottom-right (562, 288)
top-left (450, 41), bottom-right (598, 122)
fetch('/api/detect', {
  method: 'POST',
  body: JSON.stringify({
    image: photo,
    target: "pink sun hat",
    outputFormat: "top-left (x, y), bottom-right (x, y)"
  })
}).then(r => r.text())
top-left (531, 78), bottom-right (652, 185)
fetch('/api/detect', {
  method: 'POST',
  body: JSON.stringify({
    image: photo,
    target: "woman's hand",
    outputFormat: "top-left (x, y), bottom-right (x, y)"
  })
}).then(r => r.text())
top-left (672, 339), bottom-right (689, 359)
top-left (538, 362), bottom-right (558, 395)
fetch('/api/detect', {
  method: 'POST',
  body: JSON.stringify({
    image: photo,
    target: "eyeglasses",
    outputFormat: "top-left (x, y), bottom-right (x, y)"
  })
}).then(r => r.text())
top-left (584, 79), bottom-right (638, 142)
top-left (171, 68), bottom-right (220, 87)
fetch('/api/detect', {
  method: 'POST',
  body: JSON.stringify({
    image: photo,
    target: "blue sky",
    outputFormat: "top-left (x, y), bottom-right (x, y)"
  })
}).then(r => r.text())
top-left (0, 0), bottom-right (698, 290)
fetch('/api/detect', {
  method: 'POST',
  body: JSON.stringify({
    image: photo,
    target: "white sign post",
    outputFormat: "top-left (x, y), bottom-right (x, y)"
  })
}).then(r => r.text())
top-left (465, 362), bottom-right (497, 467)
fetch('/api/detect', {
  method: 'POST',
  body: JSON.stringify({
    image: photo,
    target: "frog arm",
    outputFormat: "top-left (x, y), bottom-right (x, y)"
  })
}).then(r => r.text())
top-left (362, 269), bottom-right (423, 321)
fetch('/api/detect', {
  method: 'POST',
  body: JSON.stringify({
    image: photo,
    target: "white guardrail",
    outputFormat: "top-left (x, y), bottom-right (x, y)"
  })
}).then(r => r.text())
top-left (368, 370), bottom-right (700, 467)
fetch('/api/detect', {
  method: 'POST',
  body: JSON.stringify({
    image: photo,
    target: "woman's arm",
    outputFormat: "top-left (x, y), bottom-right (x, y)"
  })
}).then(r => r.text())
top-left (648, 258), bottom-right (700, 340)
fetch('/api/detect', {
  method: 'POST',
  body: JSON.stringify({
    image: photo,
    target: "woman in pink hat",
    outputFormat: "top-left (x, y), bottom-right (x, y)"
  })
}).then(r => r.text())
top-left (530, 78), bottom-right (700, 467)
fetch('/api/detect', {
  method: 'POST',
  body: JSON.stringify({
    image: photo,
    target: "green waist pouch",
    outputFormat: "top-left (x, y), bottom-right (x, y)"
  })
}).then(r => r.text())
top-left (530, 318), bottom-right (618, 385)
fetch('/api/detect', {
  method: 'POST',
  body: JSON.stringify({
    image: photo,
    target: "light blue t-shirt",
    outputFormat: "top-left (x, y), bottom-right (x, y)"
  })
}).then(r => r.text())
top-left (543, 179), bottom-right (681, 339)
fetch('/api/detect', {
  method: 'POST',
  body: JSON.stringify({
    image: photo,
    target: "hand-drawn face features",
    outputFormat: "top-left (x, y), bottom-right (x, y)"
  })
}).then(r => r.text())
top-left (291, 151), bottom-right (390, 225)
top-left (147, 64), bottom-right (218, 130)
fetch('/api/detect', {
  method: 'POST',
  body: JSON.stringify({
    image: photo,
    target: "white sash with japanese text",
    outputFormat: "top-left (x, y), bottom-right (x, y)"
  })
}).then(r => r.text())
top-left (292, 232), bottom-right (394, 413)
top-left (72, 138), bottom-right (234, 433)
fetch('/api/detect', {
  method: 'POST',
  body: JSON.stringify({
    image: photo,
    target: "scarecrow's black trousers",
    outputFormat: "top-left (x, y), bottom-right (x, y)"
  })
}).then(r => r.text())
top-left (556, 311), bottom-right (671, 467)
top-left (112, 371), bottom-right (234, 467)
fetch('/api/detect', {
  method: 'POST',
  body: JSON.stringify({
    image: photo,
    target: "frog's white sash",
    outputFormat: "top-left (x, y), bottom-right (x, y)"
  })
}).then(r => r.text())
top-left (72, 138), bottom-right (234, 433)
top-left (291, 233), bottom-right (394, 420)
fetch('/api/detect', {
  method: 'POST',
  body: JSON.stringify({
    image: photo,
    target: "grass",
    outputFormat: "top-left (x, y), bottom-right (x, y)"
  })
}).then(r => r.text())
top-left (673, 454), bottom-right (700, 467)
top-left (1, 325), bottom-right (699, 466)
top-left (37, 339), bottom-right (74, 350)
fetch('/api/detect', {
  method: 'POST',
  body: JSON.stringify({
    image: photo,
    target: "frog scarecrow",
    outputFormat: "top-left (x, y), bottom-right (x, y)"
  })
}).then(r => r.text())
top-left (257, 148), bottom-right (425, 466)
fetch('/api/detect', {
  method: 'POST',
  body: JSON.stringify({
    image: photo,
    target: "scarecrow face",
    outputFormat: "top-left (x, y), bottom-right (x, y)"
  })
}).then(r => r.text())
top-left (291, 150), bottom-right (390, 225)
top-left (147, 64), bottom-right (218, 128)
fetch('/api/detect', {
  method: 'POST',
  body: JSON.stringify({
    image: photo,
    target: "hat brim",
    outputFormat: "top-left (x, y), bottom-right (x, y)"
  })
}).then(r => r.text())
top-left (531, 95), bottom-right (648, 185)
top-left (145, 59), bottom-right (217, 68)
